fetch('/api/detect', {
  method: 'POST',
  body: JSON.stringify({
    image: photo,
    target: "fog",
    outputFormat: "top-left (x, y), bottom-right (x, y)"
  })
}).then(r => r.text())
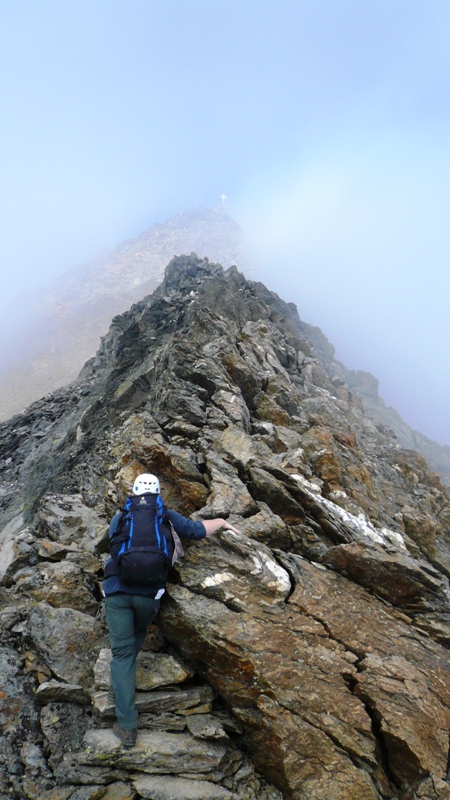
top-left (1, 1), bottom-right (450, 444)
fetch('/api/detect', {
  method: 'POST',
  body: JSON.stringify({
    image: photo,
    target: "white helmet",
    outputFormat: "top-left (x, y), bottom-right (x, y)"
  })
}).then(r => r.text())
top-left (132, 473), bottom-right (160, 495)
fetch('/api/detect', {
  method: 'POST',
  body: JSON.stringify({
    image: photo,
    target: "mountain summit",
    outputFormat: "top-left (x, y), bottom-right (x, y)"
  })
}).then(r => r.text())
top-left (1, 255), bottom-right (450, 799)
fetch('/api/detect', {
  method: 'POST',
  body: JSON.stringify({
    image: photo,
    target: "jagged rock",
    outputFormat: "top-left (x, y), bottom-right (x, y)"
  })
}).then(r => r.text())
top-left (37, 789), bottom-right (75, 800)
top-left (133, 774), bottom-right (232, 799)
top-left (78, 729), bottom-right (243, 781)
top-left (283, 554), bottom-right (450, 788)
top-left (411, 611), bottom-right (450, 645)
top-left (102, 784), bottom-right (136, 800)
top-left (53, 753), bottom-right (129, 786)
top-left (0, 208), bottom-right (245, 424)
top-left (0, 514), bottom-right (38, 585)
top-left (26, 603), bottom-right (107, 688)
top-left (178, 702), bottom-right (213, 716)
top-left (19, 740), bottom-right (55, 798)
top-left (409, 777), bottom-right (450, 799)
top-left (3, 255), bottom-right (450, 799)
top-left (93, 685), bottom-right (215, 719)
top-left (35, 680), bottom-right (92, 704)
top-left (40, 702), bottom-right (94, 768)
top-left (247, 465), bottom-right (306, 522)
top-left (159, 584), bottom-right (380, 799)
top-left (39, 789), bottom-right (124, 800)
top-left (173, 529), bottom-right (291, 613)
top-left (133, 712), bottom-right (187, 732)
top-left (14, 560), bottom-right (100, 615)
top-left (36, 539), bottom-right (77, 560)
top-left (36, 494), bottom-right (107, 552)
top-left (60, 790), bottom-right (107, 800)
top-left (0, 646), bottom-right (41, 797)
top-left (203, 451), bottom-right (258, 517)
top-left (320, 540), bottom-right (450, 614)
top-left (211, 388), bottom-right (251, 431)
top-left (185, 713), bottom-right (229, 740)
top-left (215, 423), bottom-right (273, 467)
top-left (232, 502), bottom-right (291, 550)
top-left (94, 648), bottom-right (192, 691)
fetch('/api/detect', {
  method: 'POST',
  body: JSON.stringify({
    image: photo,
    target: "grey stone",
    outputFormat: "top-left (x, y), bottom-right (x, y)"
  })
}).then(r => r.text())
top-left (35, 494), bottom-right (107, 552)
top-left (40, 702), bottom-right (93, 765)
top-left (133, 774), bottom-right (232, 800)
top-left (15, 560), bottom-right (99, 615)
top-left (94, 647), bottom-right (192, 691)
top-left (79, 729), bottom-right (242, 780)
top-left (203, 451), bottom-right (257, 518)
top-left (236, 503), bottom-right (290, 550)
top-left (0, 516), bottom-right (37, 585)
top-left (93, 685), bottom-right (215, 719)
top-left (174, 529), bottom-right (291, 614)
top-left (138, 712), bottom-right (187, 732)
top-left (53, 753), bottom-right (129, 786)
top-left (186, 714), bottom-right (229, 740)
top-left (27, 602), bottom-right (107, 688)
top-left (36, 539), bottom-right (75, 560)
top-left (35, 680), bottom-right (91, 705)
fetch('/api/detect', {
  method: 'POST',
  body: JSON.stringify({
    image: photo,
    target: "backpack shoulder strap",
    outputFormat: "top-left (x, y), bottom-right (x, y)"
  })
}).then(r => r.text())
top-left (109, 504), bottom-right (132, 550)
top-left (167, 520), bottom-right (184, 566)
top-left (109, 510), bottom-right (125, 540)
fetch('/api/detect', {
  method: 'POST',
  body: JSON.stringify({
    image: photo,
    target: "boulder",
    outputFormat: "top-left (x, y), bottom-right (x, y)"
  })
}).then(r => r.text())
top-left (78, 729), bottom-right (243, 781)
top-left (14, 560), bottom-right (99, 615)
top-left (133, 775), bottom-right (232, 800)
top-left (174, 529), bottom-right (291, 613)
top-left (27, 603), bottom-right (107, 688)
top-left (203, 451), bottom-right (257, 517)
top-left (36, 680), bottom-right (91, 705)
top-left (93, 685), bottom-right (215, 719)
top-left (35, 494), bottom-right (107, 552)
top-left (94, 648), bottom-right (192, 691)
top-left (320, 541), bottom-right (450, 613)
top-left (0, 515), bottom-right (38, 586)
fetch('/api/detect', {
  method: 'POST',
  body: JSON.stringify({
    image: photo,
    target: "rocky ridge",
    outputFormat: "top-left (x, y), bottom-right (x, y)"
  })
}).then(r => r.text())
top-left (0, 206), bottom-right (245, 423)
top-left (1, 204), bottom-right (450, 486)
top-left (1, 256), bottom-right (450, 799)
top-left (343, 369), bottom-right (450, 485)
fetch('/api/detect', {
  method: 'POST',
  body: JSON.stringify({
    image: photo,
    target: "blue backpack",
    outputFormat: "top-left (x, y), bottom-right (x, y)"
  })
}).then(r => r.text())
top-left (107, 493), bottom-right (175, 587)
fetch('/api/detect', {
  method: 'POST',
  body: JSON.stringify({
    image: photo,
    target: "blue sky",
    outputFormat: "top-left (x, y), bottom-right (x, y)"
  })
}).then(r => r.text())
top-left (1, 0), bottom-right (450, 445)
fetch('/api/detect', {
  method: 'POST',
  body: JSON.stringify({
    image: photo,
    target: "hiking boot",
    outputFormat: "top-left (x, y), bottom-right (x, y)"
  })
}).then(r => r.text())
top-left (107, 685), bottom-right (115, 703)
top-left (113, 722), bottom-right (137, 748)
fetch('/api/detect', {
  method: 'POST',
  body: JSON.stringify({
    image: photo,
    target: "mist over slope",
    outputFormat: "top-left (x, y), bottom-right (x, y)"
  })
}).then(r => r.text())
top-left (1, 255), bottom-right (450, 799)
top-left (0, 206), bottom-right (245, 421)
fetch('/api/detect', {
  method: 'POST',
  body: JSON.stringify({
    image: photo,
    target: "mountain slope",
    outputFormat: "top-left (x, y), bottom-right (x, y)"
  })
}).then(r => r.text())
top-left (1, 256), bottom-right (450, 799)
top-left (0, 206), bottom-right (245, 422)
top-left (1, 205), bottom-right (450, 487)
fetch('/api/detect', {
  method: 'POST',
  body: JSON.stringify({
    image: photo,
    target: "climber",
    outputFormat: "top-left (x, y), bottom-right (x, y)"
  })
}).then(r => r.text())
top-left (102, 472), bottom-right (241, 748)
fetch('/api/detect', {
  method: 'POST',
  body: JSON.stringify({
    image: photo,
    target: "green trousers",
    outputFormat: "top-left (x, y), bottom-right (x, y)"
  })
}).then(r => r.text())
top-left (105, 593), bottom-right (161, 729)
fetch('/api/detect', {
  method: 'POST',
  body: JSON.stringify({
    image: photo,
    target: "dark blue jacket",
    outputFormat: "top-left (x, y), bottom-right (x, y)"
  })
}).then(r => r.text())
top-left (102, 506), bottom-right (206, 597)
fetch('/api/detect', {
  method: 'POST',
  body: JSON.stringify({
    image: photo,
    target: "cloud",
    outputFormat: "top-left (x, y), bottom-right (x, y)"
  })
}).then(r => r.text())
top-left (237, 119), bottom-right (450, 443)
